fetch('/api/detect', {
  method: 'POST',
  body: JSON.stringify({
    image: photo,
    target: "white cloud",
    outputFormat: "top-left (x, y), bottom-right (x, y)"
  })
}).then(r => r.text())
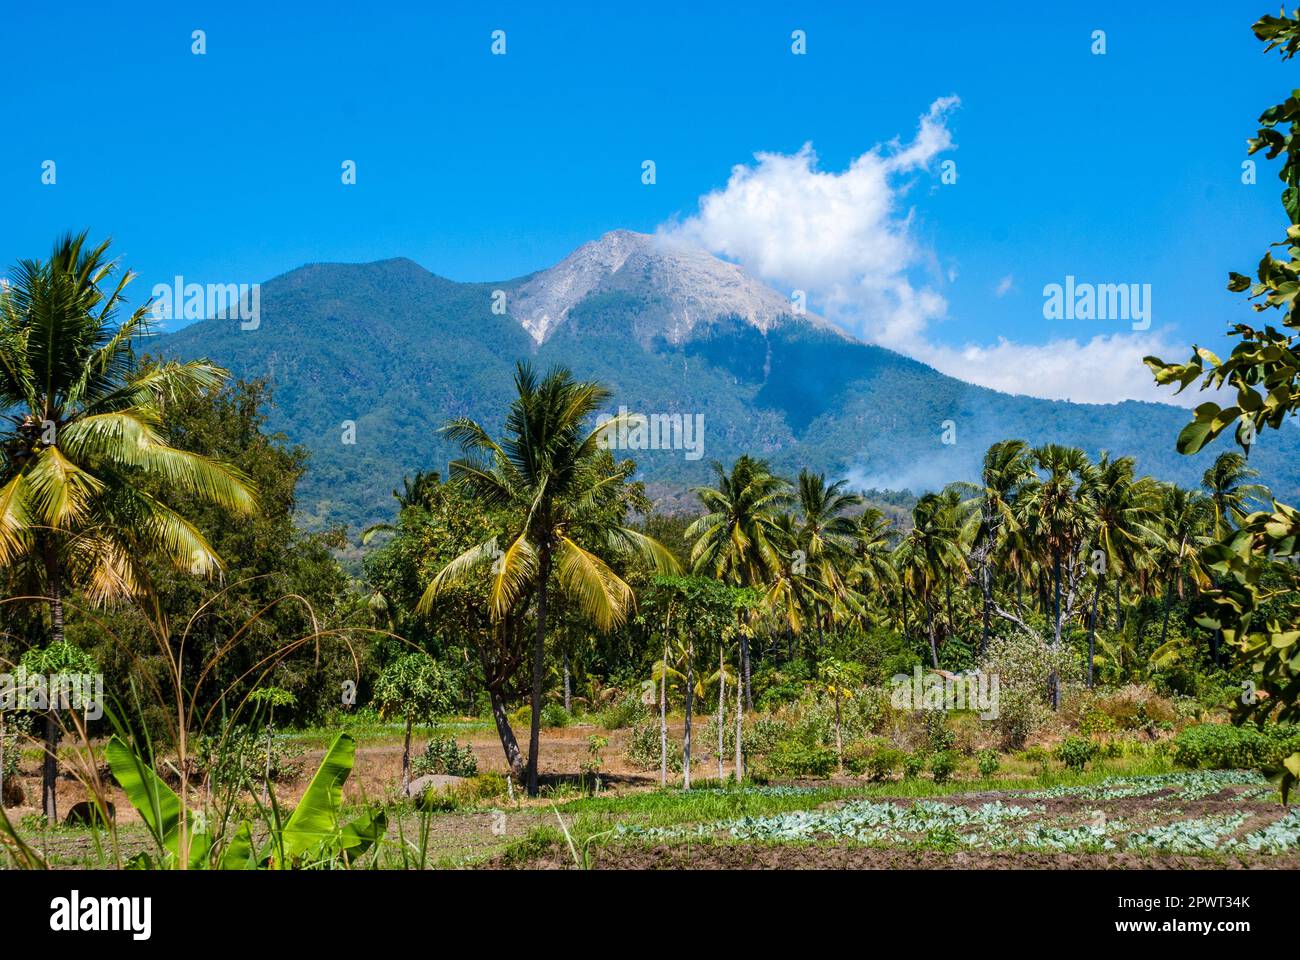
top-left (660, 98), bottom-right (1189, 406)
top-left (911, 332), bottom-right (1198, 406)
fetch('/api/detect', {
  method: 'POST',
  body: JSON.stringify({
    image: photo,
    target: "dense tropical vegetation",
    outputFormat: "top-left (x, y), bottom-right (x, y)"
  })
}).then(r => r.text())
top-left (2, 8), bottom-right (1299, 873)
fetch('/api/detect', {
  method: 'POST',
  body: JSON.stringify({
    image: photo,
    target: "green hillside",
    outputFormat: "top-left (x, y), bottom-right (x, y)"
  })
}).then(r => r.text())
top-left (156, 258), bottom-right (1300, 535)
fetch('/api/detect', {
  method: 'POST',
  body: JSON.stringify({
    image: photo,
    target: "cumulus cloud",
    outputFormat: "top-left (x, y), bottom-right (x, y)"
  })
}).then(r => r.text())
top-left (662, 96), bottom-right (959, 350)
top-left (911, 332), bottom-right (1196, 406)
top-left (660, 97), bottom-right (1187, 406)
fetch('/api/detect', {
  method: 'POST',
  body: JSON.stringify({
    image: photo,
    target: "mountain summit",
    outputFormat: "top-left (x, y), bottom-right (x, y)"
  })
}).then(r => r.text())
top-left (509, 229), bottom-right (846, 346)
top-left (156, 235), bottom-right (1300, 532)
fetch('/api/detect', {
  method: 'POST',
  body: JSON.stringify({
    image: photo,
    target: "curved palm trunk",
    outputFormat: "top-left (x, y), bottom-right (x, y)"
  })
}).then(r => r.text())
top-left (526, 551), bottom-right (552, 797)
top-left (477, 626), bottom-right (524, 780)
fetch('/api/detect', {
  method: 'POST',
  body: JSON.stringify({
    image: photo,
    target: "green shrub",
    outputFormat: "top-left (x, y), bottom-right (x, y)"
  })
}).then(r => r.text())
top-left (411, 736), bottom-right (479, 778)
top-left (625, 719), bottom-right (681, 771)
top-left (1172, 723), bottom-right (1300, 770)
top-left (902, 751), bottom-right (926, 780)
top-left (976, 749), bottom-right (1000, 778)
top-left (541, 703), bottom-right (572, 728)
top-left (929, 750), bottom-right (958, 784)
top-left (923, 711), bottom-right (956, 753)
top-left (1018, 745), bottom-right (1050, 766)
top-left (762, 740), bottom-right (837, 779)
top-left (597, 693), bottom-right (648, 730)
top-left (193, 727), bottom-right (305, 788)
top-left (865, 747), bottom-right (904, 781)
top-left (1056, 736), bottom-right (1099, 772)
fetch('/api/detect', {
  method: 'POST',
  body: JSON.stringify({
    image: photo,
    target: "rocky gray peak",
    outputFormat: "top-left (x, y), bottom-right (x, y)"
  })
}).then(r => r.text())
top-left (509, 229), bottom-right (848, 345)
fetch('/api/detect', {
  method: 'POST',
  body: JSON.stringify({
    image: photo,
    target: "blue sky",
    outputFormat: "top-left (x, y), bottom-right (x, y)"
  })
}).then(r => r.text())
top-left (1, 1), bottom-right (1290, 403)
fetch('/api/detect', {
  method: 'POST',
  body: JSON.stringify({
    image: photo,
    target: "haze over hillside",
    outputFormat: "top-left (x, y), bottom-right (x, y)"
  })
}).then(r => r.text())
top-left (155, 231), bottom-right (1300, 533)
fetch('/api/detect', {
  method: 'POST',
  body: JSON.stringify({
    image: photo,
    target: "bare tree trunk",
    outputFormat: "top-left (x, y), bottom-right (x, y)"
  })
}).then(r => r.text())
top-left (1087, 580), bottom-right (1101, 688)
top-left (717, 646), bottom-right (725, 782)
top-left (927, 600), bottom-right (939, 668)
top-left (0, 710), bottom-right (6, 809)
top-left (734, 671), bottom-right (743, 783)
top-left (1049, 551), bottom-right (1062, 710)
top-left (659, 636), bottom-right (668, 788)
top-left (263, 714), bottom-right (273, 805)
top-left (401, 712), bottom-right (413, 794)
top-left (42, 548), bottom-right (64, 823)
top-left (834, 696), bottom-right (844, 776)
top-left (683, 642), bottom-right (693, 790)
top-left (527, 552), bottom-right (551, 797)
top-left (563, 648), bottom-right (571, 714)
top-left (1159, 577), bottom-right (1175, 647)
top-left (486, 685), bottom-right (524, 779)
top-left (980, 565), bottom-right (992, 656)
top-left (741, 628), bottom-right (752, 711)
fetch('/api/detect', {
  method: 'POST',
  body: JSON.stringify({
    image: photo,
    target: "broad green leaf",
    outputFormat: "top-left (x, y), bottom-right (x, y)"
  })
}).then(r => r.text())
top-left (219, 821), bottom-right (258, 870)
top-left (280, 732), bottom-right (356, 864)
top-left (106, 735), bottom-right (181, 855)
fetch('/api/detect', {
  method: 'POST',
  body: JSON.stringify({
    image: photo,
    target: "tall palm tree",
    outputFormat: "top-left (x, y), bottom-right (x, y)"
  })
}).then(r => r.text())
top-left (1153, 484), bottom-right (1213, 649)
top-left (1016, 445), bottom-right (1092, 707)
top-left (420, 363), bottom-right (678, 795)
top-left (1198, 451), bottom-right (1268, 665)
top-left (686, 456), bottom-right (791, 708)
top-left (0, 232), bottom-right (258, 818)
top-left (955, 440), bottom-right (1033, 654)
top-left (894, 493), bottom-right (967, 667)
top-left (761, 510), bottom-right (824, 640)
top-left (1080, 454), bottom-right (1161, 685)
top-left (847, 507), bottom-right (897, 628)
top-left (793, 470), bottom-right (862, 646)
top-left (1201, 452), bottom-right (1268, 539)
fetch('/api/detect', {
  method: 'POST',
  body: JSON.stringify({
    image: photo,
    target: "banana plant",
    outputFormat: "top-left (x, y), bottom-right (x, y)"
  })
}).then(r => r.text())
top-left (107, 731), bottom-right (385, 869)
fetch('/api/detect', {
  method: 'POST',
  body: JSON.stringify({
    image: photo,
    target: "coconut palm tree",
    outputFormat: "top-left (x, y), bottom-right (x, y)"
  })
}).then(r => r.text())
top-left (847, 507), bottom-right (897, 629)
top-left (1016, 445), bottom-right (1093, 707)
top-left (420, 362), bottom-right (678, 795)
top-left (1201, 452), bottom-right (1268, 538)
top-left (894, 493), bottom-right (967, 667)
top-left (793, 470), bottom-right (862, 645)
top-left (0, 233), bottom-right (258, 818)
top-left (686, 456), bottom-right (791, 708)
top-left (1080, 455), bottom-right (1162, 685)
top-left (1153, 483), bottom-right (1213, 649)
top-left (955, 440), bottom-right (1033, 654)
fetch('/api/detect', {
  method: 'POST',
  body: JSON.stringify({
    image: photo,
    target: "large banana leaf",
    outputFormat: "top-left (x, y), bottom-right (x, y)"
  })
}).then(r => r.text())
top-left (278, 732), bottom-right (356, 864)
top-left (338, 808), bottom-right (387, 863)
top-left (105, 735), bottom-right (211, 868)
